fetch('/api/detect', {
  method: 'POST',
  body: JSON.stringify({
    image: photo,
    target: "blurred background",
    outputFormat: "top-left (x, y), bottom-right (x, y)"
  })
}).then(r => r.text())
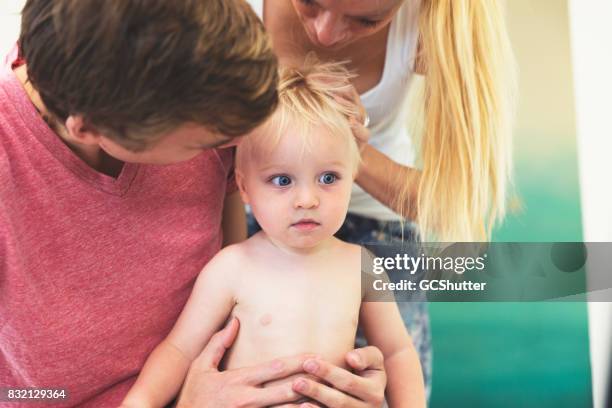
top-left (428, 1), bottom-right (591, 407)
top-left (1, 0), bottom-right (609, 407)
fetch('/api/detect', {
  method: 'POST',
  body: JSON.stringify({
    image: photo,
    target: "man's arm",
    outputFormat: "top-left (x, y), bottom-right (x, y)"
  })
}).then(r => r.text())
top-left (222, 191), bottom-right (247, 247)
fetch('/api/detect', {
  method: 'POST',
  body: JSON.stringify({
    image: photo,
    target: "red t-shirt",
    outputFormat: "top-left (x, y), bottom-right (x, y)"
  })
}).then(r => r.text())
top-left (0, 49), bottom-right (236, 406)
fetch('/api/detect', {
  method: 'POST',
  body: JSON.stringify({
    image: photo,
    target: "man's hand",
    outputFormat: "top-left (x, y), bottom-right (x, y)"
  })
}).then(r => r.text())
top-left (290, 346), bottom-right (387, 408)
top-left (176, 318), bottom-right (315, 408)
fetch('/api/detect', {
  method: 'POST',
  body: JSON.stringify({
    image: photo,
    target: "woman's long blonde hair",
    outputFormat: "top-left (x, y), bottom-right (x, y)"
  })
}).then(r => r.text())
top-left (405, 0), bottom-right (517, 242)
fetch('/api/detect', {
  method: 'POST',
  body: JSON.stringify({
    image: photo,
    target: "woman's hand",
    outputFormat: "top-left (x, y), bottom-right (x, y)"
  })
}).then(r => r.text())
top-left (336, 83), bottom-right (371, 150)
top-left (290, 346), bottom-right (387, 408)
top-left (351, 115), bottom-right (371, 153)
top-left (176, 319), bottom-right (315, 408)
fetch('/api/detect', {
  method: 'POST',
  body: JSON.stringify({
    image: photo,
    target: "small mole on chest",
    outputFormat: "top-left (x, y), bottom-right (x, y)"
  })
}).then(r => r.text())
top-left (259, 314), bottom-right (273, 326)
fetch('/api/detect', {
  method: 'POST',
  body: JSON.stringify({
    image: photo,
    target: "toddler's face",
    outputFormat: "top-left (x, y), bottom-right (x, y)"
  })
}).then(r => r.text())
top-left (240, 124), bottom-right (355, 250)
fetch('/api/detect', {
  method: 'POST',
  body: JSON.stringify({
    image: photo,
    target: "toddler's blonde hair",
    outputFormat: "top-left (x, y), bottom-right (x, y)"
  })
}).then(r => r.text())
top-left (236, 55), bottom-right (361, 175)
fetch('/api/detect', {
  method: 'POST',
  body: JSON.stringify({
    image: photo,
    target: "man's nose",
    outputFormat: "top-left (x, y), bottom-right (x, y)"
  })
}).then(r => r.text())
top-left (294, 185), bottom-right (319, 209)
top-left (313, 11), bottom-right (348, 47)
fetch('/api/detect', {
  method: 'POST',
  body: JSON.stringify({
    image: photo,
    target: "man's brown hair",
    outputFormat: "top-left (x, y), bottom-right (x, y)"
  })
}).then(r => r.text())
top-left (19, 0), bottom-right (278, 149)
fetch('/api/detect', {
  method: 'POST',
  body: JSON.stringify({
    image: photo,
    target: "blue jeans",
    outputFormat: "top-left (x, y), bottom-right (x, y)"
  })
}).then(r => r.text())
top-left (247, 212), bottom-right (432, 401)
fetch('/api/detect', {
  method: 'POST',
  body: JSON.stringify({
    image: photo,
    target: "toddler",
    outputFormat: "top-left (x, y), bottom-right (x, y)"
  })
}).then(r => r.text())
top-left (121, 58), bottom-right (425, 408)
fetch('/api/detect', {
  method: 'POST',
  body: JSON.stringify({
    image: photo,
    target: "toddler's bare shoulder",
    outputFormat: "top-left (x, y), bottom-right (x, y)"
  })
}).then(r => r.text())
top-left (210, 234), bottom-right (272, 269)
top-left (332, 239), bottom-right (363, 262)
top-left (208, 241), bottom-right (250, 270)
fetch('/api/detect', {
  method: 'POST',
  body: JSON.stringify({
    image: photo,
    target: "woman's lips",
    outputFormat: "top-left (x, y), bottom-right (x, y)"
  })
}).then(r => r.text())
top-left (291, 220), bottom-right (321, 231)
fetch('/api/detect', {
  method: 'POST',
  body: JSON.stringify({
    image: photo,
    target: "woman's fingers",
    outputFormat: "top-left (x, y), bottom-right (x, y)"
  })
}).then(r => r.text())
top-left (350, 117), bottom-right (371, 146)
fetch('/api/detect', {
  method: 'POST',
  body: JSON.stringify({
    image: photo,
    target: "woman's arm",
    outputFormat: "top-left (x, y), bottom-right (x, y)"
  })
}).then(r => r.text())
top-left (346, 91), bottom-right (421, 221)
top-left (356, 142), bottom-right (421, 220)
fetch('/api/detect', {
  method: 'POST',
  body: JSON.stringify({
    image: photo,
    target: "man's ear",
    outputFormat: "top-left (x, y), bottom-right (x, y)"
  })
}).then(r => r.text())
top-left (235, 169), bottom-right (250, 205)
top-left (65, 115), bottom-right (102, 145)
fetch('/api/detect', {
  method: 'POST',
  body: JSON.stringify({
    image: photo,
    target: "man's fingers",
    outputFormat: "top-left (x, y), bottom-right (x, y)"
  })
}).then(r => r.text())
top-left (242, 353), bottom-right (317, 385)
top-left (244, 383), bottom-right (303, 407)
top-left (345, 346), bottom-right (385, 372)
top-left (292, 377), bottom-right (367, 408)
top-left (300, 358), bottom-right (376, 403)
top-left (193, 317), bottom-right (240, 370)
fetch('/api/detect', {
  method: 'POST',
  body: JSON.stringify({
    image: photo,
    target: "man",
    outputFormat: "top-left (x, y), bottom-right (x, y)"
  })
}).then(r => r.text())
top-left (0, 1), bottom-right (386, 406)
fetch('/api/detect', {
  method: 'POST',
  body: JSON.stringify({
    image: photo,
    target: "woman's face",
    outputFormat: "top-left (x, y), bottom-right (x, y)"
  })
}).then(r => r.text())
top-left (291, 0), bottom-right (403, 49)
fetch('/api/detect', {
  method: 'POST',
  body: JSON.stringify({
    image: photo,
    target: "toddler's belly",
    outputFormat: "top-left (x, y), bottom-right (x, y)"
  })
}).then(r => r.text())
top-left (223, 323), bottom-right (355, 370)
top-left (221, 313), bottom-right (357, 371)
top-left (220, 321), bottom-right (355, 407)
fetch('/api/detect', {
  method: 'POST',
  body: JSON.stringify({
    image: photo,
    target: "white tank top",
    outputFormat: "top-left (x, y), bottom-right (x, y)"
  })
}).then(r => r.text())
top-left (247, 0), bottom-right (419, 221)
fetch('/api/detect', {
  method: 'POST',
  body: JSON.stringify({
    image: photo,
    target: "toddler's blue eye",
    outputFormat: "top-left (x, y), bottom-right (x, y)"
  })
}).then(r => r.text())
top-left (319, 172), bottom-right (337, 185)
top-left (271, 175), bottom-right (292, 186)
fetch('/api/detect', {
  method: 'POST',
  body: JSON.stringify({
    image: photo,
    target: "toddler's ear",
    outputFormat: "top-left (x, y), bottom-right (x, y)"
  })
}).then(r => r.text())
top-left (235, 170), bottom-right (250, 204)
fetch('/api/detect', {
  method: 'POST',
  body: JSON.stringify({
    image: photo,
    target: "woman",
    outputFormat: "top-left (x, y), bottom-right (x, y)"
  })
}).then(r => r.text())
top-left (246, 0), bottom-right (517, 398)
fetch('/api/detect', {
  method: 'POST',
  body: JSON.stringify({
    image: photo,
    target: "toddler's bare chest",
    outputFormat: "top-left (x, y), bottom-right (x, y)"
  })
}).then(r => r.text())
top-left (226, 265), bottom-right (362, 367)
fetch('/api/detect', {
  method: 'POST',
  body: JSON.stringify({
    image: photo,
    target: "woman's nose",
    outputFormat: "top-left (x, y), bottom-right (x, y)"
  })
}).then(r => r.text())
top-left (313, 11), bottom-right (348, 47)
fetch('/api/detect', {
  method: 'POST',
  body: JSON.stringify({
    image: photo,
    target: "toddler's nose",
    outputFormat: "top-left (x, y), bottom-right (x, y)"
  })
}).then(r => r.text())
top-left (294, 185), bottom-right (319, 209)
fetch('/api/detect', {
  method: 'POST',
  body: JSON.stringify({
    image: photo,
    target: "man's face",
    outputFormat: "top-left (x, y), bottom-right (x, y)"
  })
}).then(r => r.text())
top-left (98, 123), bottom-right (241, 165)
top-left (239, 124), bottom-right (355, 251)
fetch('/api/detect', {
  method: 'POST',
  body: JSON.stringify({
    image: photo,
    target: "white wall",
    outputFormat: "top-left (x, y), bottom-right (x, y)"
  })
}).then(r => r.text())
top-left (568, 1), bottom-right (612, 407)
top-left (0, 2), bottom-right (24, 55)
